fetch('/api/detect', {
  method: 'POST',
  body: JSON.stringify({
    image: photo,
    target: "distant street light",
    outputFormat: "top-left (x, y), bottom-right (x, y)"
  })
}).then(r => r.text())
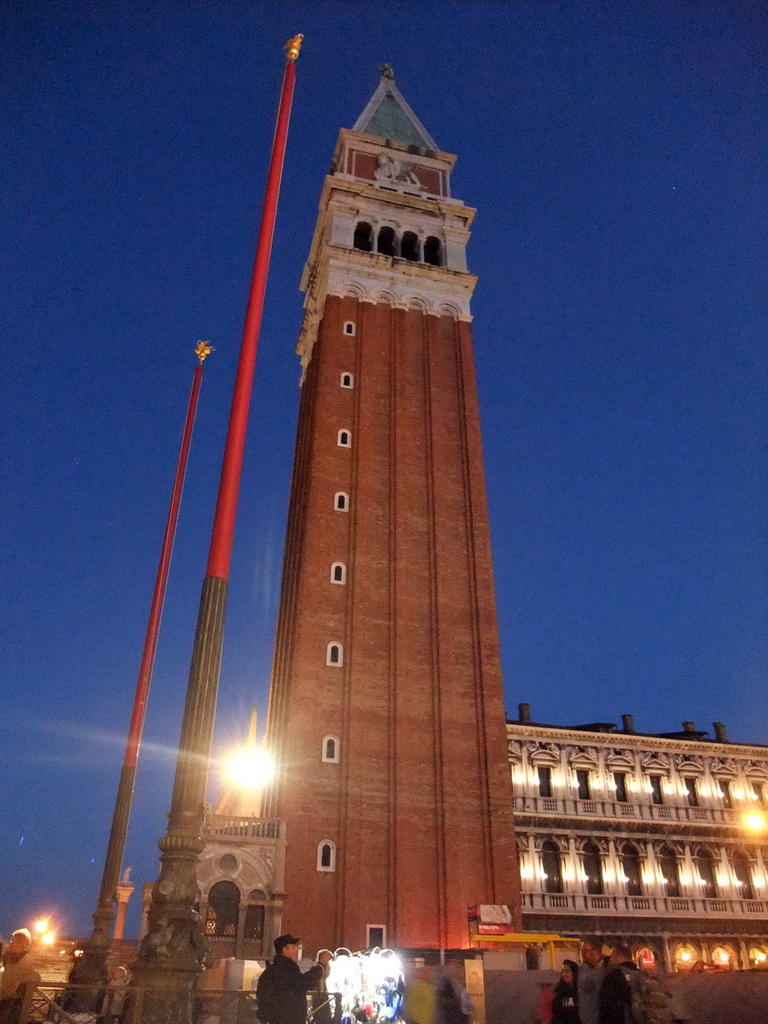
top-left (33, 919), bottom-right (49, 935)
top-left (40, 931), bottom-right (56, 946)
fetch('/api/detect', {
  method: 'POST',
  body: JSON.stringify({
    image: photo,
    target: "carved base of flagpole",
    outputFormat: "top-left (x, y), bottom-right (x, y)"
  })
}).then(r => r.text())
top-left (131, 576), bottom-right (228, 1024)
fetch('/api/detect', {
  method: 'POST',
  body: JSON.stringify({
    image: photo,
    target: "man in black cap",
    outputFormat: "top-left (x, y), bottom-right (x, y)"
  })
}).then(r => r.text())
top-left (256, 934), bottom-right (323, 1024)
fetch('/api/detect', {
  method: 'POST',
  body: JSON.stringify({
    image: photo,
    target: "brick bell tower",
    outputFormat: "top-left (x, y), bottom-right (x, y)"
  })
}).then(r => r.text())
top-left (265, 67), bottom-right (521, 953)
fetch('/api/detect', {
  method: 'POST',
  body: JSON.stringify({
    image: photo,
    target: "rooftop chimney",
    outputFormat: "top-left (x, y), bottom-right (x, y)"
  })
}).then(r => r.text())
top-left (621, 714), bottom-right (636, 734)
top-left (683, 721), bottom-right (696, 733)
top-left (518, 702), bottom-right (531, 724)
top-left (713, 721), bottom-right (729, 743)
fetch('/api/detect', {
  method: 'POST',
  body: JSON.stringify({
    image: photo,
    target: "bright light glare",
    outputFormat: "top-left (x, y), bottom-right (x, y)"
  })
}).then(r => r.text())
top-left (744, 811), bottom-right (766, 832)
top-left (33, 919), bottom-right (49, 934)
top-left (225, 748), bottom-right (274, 790)
top-left (41, 932), bottom-right (56, 946)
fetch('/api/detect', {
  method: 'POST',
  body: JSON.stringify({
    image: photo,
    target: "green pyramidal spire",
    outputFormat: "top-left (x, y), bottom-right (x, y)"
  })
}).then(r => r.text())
top-left (352, 65), bottom-right (438, 150)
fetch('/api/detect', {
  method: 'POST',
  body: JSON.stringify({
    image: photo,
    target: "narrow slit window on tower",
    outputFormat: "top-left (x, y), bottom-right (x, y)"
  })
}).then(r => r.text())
top-left (337, 429), bottom-right (351, 448)
top-left (343, 321), bottom-right (356, 336)
top-left (377, 226), bottom-right (397, 257)
top-left (423, 236), bottom-right (442, 266)
top-left (317, 840), bottom-right (336, 872)
top-left (330, 562), bottom-right (346, 585)
top-left (340, 372), bottom-right (354, 388)
top-left (326, 642), bottom-right (343, 667)
top-left (334, 492), bottom-right (348, 512)
top-left (366, 925), bottom-right (386, 949)
top-left (353, 222), bottom-right (373, 252)
top-left (400, 231), bottom-right (419, 262)
top-left (322, 735), bottom-right (340, 763)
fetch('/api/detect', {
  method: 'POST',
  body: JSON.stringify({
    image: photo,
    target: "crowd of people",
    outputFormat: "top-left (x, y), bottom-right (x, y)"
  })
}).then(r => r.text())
top-left (256, 934), bottom-right (473, 1024)
top-left (538, 938), bottom-right (686, 1024)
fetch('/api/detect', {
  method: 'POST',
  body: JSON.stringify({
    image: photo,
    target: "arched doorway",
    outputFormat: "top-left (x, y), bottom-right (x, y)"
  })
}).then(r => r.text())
top-left (206, 880), bottom-right (240, 937)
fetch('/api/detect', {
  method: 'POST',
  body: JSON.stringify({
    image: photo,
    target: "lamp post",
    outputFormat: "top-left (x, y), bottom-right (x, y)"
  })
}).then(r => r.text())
top-left (131, 37), bottom-right (302, 1024)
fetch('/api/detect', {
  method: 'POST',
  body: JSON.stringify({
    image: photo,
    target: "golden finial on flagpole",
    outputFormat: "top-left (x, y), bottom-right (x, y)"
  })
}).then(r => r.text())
top-left (284, 34), bottom-right (303, 62)
top-left (195, 341), bottom-right (215, 364)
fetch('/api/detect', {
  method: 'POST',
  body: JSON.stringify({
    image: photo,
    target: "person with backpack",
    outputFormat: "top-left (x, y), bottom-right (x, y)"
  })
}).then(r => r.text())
top-left (600, 944), bottom-right (674, 1024)
top-left (599, 944), bottom-right (637, 1024)
top-left (256, 934), bottom-right (323, 1024)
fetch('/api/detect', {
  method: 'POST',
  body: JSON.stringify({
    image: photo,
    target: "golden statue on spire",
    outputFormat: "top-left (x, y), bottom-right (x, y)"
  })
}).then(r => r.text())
top-left (195, 341), bottom-right (214, 364)
top-left (284, 34), bottom-right (303, 62)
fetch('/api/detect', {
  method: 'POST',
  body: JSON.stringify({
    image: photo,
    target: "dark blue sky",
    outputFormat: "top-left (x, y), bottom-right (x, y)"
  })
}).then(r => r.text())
top-left (2, 2), bottom-right (766, 939)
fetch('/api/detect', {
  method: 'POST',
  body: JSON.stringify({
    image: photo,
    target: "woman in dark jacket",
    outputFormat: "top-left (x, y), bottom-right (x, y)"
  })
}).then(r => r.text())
top-left (552, 960), bottom-right (581, 1024)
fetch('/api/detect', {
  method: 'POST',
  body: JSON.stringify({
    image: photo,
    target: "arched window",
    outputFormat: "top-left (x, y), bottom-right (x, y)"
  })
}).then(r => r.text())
top-left (317, 840), bottom-right (336, 872)
top-left (334, 491), bottom-right (349, 512)
top-left (583, 841), bottom-right (604, 895)
top-left (343, 321), bottom-right (356, 336)
top-left (205, 880), bottom-right (240, 937)
top-left (340, 372), bottom-right (354, 388)
top-left (244, 890), bottom-right (266, 942)
top-left (330, 562), bottom-right (346, 585)
top-left (322, 735), bottom-right (340, 763)
top-left (326, 642), bottom-right (343, 667)
top-left (423, 236), bottom-right (442, 266)
top-left (377, 226), bottom-right (397, 256)
top-left (696, 848), bottom-right (719, 899)
top-left (353, 222), bottom-right (373, 252)
top-left (401, 231), bottom-right (419, 262)
top-left (732, 852), bottom-right (755, 900)
top-left (541, 840), bottom-right (564, 894)
top-left (337, 429), bottom-right (351, 448)
top-left (658, 845), bottom-right (681, 898)
top-left (621, 843), bottom-right (643, 896)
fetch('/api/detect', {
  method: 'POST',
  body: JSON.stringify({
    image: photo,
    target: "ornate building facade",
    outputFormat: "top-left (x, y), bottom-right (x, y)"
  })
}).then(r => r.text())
top-left (263, 69), bottom-right (520, 953)
top-left (509, 703), bottom-right (768, 971)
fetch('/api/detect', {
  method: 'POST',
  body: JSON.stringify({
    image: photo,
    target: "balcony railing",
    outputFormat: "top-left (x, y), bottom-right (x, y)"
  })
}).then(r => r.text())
top-left (522, 891), bottom-right (767, 917)
top-left (205, 816), bottom-right (282, 839)
top-left (513, 795), bottom-right (738, 825)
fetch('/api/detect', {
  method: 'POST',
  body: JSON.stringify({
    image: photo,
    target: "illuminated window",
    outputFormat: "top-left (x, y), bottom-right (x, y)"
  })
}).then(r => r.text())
top-left (317, 840), bottom-right (336, 872)
top-left (326, 642), bottom-right (343, 667)
top-left (341, 372), bottom-right (354, 388)
top-left (334, 492), bottom-right (349, 512)
top-left (719, 780), bottom-right (733, 808)
top-left (650, 776), bottom-right (664, 805)
top-left (752, 781), bottom-right (766, 807)
top-left (613, 772), bottom-right (628, 804)
top-left (343, 321), bottom-right (356, 337)
top-left (205, 881), bottom-right (240, 938)
top-left (732, 852), bottom-right (755, 900)
top-left (696, 848), bottom-right (718, 899)
top-left (583, 841), bottom-right (604, 895)
top-left (576, 769), bottom-right (591, 801)
top-left (538, 766), bottom-right (552, 798)
top-left (330, 562), bottom-right (346, 585)
top-left (541, 841), bottom-right (564, 894)
top-left (322, 735), bottom-right (340, 763)
top-left (621, 843), bottom-right (643, 897)
top-left (337, 429), bottom-right (351, 448)
top-left (684, 777), bottom-right (699, 808)
top-left (658, 845), bottom-right (681, 898)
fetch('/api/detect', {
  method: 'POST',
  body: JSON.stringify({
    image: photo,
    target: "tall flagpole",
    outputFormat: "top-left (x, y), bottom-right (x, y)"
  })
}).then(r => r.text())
top-left (132, 36), bottom-right (303, 1024)
top-left (75, 343), bottom-right (213, 985)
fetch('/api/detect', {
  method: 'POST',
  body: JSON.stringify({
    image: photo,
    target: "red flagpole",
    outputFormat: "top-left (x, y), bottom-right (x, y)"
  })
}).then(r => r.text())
top-left (78, 342), bottom-right (212, 980)
top-left (207, 41), bottom-right (300, 580)
top-left (134, 37), bottom-right (304, 1015)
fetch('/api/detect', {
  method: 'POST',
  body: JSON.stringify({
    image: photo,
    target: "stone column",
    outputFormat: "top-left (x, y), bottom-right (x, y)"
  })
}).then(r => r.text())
top-left (114, 883), bottom-right (135, 942)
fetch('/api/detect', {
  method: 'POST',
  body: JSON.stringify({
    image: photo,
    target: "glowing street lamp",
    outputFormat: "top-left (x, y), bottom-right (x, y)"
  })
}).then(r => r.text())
top-left (33, 919), bottom-right (49, 935)
top-left (40, 931), bottom-right (56, 946)
top-left (744, 810), bottom-right (767, 833)
top-left (225, 746), bottom-right (274, 790)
